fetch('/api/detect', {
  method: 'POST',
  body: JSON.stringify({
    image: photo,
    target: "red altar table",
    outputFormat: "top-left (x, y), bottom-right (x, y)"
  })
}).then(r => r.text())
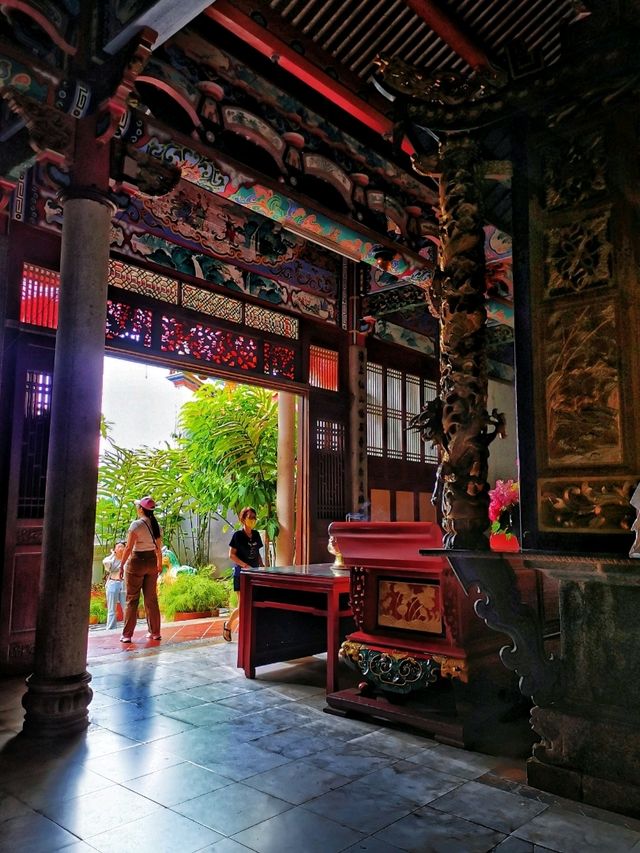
top-left (326, 521), bottom-right (558, 748)
top-left (237, 564), bottom-right (353, 693)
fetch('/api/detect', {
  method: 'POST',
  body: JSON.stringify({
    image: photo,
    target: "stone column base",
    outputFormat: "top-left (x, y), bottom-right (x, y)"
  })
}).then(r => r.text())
top-left (22, 671), bottom-right (92, 737)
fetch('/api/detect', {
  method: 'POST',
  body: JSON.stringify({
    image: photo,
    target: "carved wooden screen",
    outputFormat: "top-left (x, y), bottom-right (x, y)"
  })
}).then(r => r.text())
top-left (522, 112), bottom-right (639, 550)
top-left (18, 260), bottom-right (303, 386)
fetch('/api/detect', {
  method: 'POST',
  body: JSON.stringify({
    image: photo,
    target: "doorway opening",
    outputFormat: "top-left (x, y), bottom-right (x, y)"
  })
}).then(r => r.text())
top-left (94, 353), bottom-right (301, 636)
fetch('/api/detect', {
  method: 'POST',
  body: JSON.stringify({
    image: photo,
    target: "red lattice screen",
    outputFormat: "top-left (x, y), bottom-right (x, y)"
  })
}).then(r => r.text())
top-left (20, 264), bottom-right (60, 329)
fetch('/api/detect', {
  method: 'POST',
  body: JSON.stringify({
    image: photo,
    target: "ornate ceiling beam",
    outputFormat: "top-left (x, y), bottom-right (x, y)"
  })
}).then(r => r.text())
top-left (205, 0), bottom-right (415, 155)
top-left (1, 0), bottom-right (77, 55)
top-left (125, 107), bottom-right (433, 285)
top-left (403, 0), bottom-right (492, 72)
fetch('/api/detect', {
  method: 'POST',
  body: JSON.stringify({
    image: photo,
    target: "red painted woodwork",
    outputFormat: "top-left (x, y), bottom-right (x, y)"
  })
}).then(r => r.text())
top-left (237, 564), bottom-right (353, 693)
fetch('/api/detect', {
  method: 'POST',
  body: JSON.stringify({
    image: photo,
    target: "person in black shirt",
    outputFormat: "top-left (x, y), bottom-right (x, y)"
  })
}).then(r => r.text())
top-left (224, 506), bottom-right (264, 641)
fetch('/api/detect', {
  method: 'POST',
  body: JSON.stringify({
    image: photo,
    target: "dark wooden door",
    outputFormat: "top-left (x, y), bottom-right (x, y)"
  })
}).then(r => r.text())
top-left (0, 337), bottom-right (54, 673)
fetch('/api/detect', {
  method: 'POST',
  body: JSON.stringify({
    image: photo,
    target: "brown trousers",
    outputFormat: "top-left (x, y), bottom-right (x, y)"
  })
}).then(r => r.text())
top-left (123, 550), bottom-right (161, 638)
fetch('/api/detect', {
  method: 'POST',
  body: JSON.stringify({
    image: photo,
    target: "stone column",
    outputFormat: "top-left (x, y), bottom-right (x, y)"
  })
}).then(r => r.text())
top-left (275, 390), bottom-right (295, 566)
top-left (22, 188), bottom-right (114, 736)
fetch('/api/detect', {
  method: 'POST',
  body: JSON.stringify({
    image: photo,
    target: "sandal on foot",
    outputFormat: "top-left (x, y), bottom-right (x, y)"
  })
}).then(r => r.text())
top-left (119, 636), bottom-right (132, 643)
top-left (222, 622), bottom-right (232, 642)
top-left (146, 633), bottom-right (161, 640)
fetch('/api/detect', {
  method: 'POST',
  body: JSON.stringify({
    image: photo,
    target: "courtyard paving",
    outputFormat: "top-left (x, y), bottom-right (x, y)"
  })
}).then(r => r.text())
top-left (1, 638), bottom-right (639, 853)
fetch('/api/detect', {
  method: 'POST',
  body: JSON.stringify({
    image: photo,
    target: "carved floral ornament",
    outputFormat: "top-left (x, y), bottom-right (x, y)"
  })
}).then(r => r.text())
top-left (339, 641), bottom-right (469, 692)
top-left (539, 478), bottom-right (635, 532)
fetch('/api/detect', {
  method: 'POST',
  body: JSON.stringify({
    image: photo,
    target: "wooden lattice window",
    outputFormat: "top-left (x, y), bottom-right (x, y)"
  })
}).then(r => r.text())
top-left (20, 264), bottom-right (60, 329)
top-left (366, 361), bottom-right (438, 464)
top-left (309, 345), bottom-right (339, 391)
top-left (315, 419), bottom-right (346, 519)
top-left (18, 370), bottom-right (52, 518)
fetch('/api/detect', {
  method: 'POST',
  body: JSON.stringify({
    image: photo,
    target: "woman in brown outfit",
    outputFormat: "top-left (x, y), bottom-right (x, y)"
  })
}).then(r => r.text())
top-left (119, 496), bottom-right (163, 643)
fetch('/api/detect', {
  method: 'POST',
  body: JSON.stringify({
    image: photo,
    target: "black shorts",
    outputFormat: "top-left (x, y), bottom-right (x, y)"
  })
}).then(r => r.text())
top-left (233, 565), bottom-right (242, 592)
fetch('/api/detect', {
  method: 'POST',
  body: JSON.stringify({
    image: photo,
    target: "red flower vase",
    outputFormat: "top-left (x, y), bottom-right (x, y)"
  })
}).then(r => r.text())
top-left (489, 532), bottom-right (520, 552)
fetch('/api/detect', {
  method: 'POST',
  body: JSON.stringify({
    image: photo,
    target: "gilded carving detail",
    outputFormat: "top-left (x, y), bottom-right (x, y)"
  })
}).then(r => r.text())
top-left (539, 477), bottom-right (635, 532)
top-left (339, 640), bottom-right (363, 663)
top-left (542, 131), bottom-right (607, 211)
top-left (544, 302), bottom-right (621, 466)
top-left (2, 88), bottom-right (74, 158)
top-left (377, 580), bottom-right (442, 633)
top-left (341, 643), bottom-right (441, 694)
top-left (349, 566), bottom-right (366, 629)
top-left (544, 212), bottom-right (612, 298)
top-left (432, 655), bottom-right (469, 683)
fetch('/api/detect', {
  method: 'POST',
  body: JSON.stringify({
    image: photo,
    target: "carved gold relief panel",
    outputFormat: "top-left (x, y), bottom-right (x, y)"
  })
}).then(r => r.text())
top-left (541, 131), bottom-right (607, 211)
top-left (544, 211), bottom-right (612, 299)
top-left (543, 301), bottom-right (622, 467)
top-left (538, 477), bottom-right (635, 532)
top-left (377, 580), bottom-right (442, 633)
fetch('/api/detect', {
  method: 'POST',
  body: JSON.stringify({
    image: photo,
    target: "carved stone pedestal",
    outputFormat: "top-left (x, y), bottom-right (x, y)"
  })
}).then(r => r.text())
top-left (22, 671), bottom-right (92, 737)
top-left (525, 562), bottom-right (640, 818)
top-left (528, 708), bottom-right (640, 817)
top-left (444, 551), bottom-right (640, 819)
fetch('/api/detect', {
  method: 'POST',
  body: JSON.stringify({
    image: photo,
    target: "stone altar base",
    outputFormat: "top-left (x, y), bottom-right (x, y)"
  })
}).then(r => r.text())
top-left (528, 715), bottom-right (640, 818)
top-left (525, 569), bottom-right (640, 818)
top-left (327, 677), bottom-right (535, 755)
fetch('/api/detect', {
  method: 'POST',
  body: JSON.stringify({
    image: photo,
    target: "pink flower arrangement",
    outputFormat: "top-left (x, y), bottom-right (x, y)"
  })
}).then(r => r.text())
top-left (489, 479), bottom-right (519, 537)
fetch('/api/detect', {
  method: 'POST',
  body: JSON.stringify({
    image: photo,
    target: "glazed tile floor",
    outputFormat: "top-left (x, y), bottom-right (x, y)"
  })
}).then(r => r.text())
top-left (1, 640), bottom-right (640, 853)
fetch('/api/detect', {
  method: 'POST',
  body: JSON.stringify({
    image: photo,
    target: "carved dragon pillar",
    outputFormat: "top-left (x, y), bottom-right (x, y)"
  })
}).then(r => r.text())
top-left (436, 136), bottom-right (492, 548)
top-left (410, 136), bottom-right (504, 548)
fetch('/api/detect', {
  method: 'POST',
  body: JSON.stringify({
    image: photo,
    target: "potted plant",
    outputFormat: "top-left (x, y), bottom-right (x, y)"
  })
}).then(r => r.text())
top-left (488, 478), bottom-right (520, 551)
top-left (158, 571), bottom-right (231, 621)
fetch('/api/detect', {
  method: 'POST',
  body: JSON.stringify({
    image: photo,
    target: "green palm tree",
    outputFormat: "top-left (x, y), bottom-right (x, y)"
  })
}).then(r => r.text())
top-left (178, 382), bottom-right (280, 561)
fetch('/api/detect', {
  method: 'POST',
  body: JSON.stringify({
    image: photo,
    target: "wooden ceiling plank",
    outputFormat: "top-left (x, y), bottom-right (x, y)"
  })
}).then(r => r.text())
top-left (323, 0), bottom-right (372, 51)
top-left (403, 0), bottom-right (492, 71)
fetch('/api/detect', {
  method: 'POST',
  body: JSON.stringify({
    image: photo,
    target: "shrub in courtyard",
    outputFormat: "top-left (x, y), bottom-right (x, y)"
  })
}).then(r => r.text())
top-left (158, 573), bottom-right (231, 621)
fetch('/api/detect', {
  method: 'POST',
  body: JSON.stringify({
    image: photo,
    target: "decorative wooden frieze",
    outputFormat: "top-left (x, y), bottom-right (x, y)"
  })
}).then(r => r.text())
top-left (365, 284), bottom-right (428, 317)
top-left (544, 211), bottom-right (612, 298)
top-left (16, 526), bottom-right (43, 546)
top-left (541, 130), bottom-right (608, 211)
top-left (538, 476), bottom-right (635, 533)
top-left (543, 301), bottom-right (622, 467)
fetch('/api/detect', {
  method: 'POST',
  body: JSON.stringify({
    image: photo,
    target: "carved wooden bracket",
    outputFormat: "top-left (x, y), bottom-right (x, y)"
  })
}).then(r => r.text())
top-left (96, 27), bottom-right (157, 146)
top-left (111, 143), bottom-right (181, 199)
top-left (2, 87), bottom-right (74, 161)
